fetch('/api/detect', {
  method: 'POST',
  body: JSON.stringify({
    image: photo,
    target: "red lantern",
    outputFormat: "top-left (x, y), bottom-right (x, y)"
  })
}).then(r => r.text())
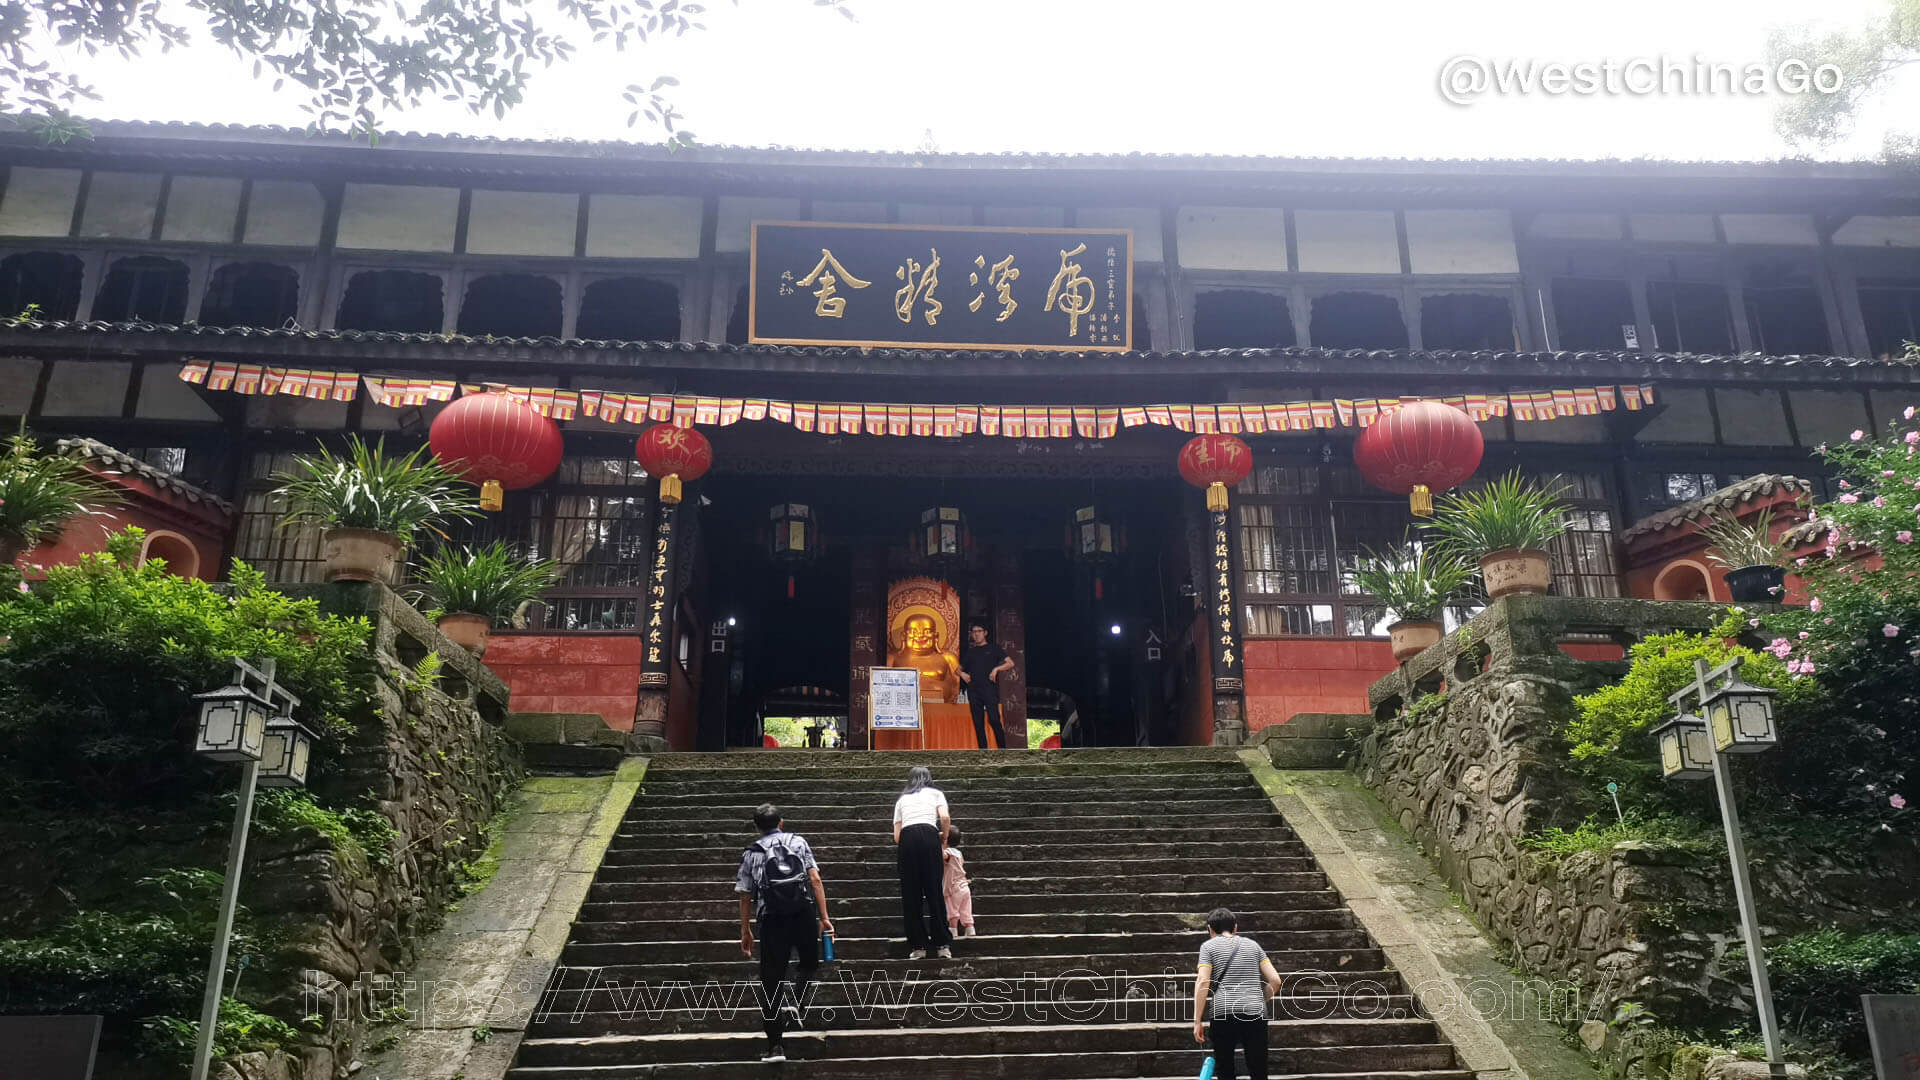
top-left (635, 424), bottom-right (713, 505)
top-left (1353, 400), bottom-right (1485, 516)
top-left (763, 733), bottom-right (780, 748)
top-left (1040, 734), bottom-right (1062, 750)
top-left (428, 393), bottom-right (564, 511)
top-left (1178, 434), bottom-right (1254, 512)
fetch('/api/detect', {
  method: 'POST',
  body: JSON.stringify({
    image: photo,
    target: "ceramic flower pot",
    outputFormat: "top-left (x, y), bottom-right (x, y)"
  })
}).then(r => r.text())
top-left (322, 527), bottom-right (404, 584)
top-left (1388, 619), bottom-right (1444, 663)
top-left (437, 612), bottom-right (492, 655)
top-left (1480, 548), bottom-right (1552, 599)
top-left (1724, 564), bottom-right (1786, 604)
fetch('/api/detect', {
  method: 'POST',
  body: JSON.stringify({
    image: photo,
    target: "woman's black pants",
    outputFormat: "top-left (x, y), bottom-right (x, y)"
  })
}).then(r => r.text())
top-left (897, 823), bottom-right (952, 951)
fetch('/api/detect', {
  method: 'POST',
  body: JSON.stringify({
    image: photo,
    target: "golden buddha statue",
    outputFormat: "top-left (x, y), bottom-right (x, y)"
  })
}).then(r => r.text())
top-left (888, 612), bottom-right (961, 704)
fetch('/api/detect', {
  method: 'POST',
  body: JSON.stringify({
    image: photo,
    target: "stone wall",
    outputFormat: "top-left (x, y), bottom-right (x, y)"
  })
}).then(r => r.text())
top-left (1356, 595), bottom-right (1920, 1028)
top-left (219, 583), bottom-right (523, 1080)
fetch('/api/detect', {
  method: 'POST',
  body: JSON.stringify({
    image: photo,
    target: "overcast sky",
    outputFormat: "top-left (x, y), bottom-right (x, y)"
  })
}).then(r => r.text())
top-left (68, 0), bottom-right (1920, 161)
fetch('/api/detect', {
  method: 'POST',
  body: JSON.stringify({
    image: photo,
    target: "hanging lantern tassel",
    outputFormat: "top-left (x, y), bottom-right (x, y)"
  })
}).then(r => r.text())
top-left (1206, 481), bottom-right (1229, 513)
top-left (479, 479), bottom-right (505, 512)
top-left (1410, 484), bottom-right (1433, 517)
top-left (787, 574), bottom-right (796, 600)
top-left (658, 473), bottom-right (683, 505)
top-left (1094, 574), bottom-right (1104, 600)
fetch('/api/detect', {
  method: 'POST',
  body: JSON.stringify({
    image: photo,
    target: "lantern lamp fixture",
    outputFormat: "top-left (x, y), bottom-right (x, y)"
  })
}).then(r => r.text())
top-left (1656, 654), bottom-right (1788, 1073)
top-left (258, 715), bottom-right (318, 789)
top-left (918, 505), bottom-right (970, 569)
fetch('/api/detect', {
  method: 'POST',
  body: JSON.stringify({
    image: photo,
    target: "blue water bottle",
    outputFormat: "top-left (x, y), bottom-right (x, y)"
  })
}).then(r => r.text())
top-left (821, 929), bottom-right (834, 962)
top-left (1198, 1055), bottom-right (1216, 1080)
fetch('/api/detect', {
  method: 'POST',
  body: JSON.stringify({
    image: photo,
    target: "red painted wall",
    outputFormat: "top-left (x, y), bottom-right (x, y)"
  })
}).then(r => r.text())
top-left (485, 634), bottom-right (642, 732)
top-left (16, 470), bottom-right (228, 582)
top-left (1243, 638), bottom-right (1398, 732)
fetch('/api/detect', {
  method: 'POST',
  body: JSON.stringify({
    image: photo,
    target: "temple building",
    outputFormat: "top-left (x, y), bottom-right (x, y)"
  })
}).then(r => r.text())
top-left (1, 121), bottom-right (1916, 750)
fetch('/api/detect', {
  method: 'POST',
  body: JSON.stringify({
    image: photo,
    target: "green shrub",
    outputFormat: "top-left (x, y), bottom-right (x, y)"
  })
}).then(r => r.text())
top-left (1514, 814), bottom-right (1714, 864)
top-left (141, 996), bottom-right (305, 1063)
top-left (1758, 929), bottom-right (1920, 1057)
top-left (0, 531), bottom-right (369, 807)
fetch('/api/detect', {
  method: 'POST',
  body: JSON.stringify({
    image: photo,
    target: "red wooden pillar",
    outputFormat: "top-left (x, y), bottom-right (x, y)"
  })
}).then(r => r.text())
top-left (989, 546), bottom-right (1028, 748)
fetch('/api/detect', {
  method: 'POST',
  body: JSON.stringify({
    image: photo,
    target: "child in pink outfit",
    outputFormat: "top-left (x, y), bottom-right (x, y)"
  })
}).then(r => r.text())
top-left (943, 826), bottom-right (975, 937)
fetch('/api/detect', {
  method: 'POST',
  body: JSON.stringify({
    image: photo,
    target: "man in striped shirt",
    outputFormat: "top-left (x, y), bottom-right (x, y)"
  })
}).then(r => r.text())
top-left (1192, 907), bottom-right (1284, 1080)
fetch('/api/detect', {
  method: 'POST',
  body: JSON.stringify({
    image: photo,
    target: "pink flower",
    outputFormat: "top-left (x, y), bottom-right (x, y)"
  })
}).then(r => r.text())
top-left (1796, 556), bottom-right (1809, 566)
top-left (1817, 444), bottom-right (1830, 454)
top-left (1887, 624), bottom-right (1903, 638)
top-left (1909, 431), bottom-right (1920, 446)
top-left (1909, 407), bottom-right (1918, 420)
top-left (1787, 658), bottom-right (1818, 675)
top-left (1840, 479), bottom-right (1853, 489)
top-left (1875, 496), bottom-right (1888, 508)
top-left (1799, 631), bottom-right (1811, 640)
top-left (1749, 618), bottom-right (1762, 628)
top-left (1825, 617), bottom-right (1835, 624)
top-left (1852, 429), bottom-right (1867, 441)
top-left (1894, 794), bottom-right (1909, 810)
top-left (1901, 531), bottom-right (1915, 544)
top-left (1811, 597), bottom-right (1823, 613)
top-left (1766, 637), bottom-right (1794, 659)
top-left (1840, 493), bottom-right (1859, 504)
top-left (1887, 470), bottom-right (1899, 478)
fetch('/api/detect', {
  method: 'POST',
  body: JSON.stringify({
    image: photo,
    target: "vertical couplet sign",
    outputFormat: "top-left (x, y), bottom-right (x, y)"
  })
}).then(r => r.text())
top-left (749, 222), bottom-right (1133, 352)
top-left (1210, 509), bottom-right (1244, 694)
top-left (639, 502), bottom-right (678, 689)
top-left (868, 667), bottom-right (924, 735)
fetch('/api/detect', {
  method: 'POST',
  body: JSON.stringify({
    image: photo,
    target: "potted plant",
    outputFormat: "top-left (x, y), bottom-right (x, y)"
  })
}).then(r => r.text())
top-left (1349, 544), bottom-right (1475, 662)
top-left (412, 542), bottom-right (561, 655)
top-left (1699, 507), bottom-right (1788, 603)
top-left (1427, 470), bottom-right (1568, 600)
top-left (0, 432), bottom-right (121, 566)
top-left (273, 436), bottom-right (479, 583)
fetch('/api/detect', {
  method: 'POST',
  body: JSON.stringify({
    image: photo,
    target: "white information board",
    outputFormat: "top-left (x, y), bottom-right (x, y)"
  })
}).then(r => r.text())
top-left (869, 667), bottom-right (923, 731)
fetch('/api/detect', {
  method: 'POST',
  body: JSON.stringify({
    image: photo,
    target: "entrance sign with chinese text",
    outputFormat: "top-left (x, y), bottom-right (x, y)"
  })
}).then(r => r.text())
top-left (750, 222), bottom-right (1133, 352)
top-left (869, 667), bottom-right (924, 730)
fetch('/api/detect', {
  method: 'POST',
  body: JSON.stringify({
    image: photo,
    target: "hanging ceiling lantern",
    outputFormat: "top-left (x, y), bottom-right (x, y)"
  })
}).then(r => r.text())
top-left (769, 503), bottom-right (819, 599)
top-left (1353, 400), bottom-right (1485, 517)
top-left (1177, 434), bottom-right (1254, 512)
top-left (428, 393), bottom-right (565, 512)
top-left (918, 505), bottom-right (969, 572)
top-left (634, 424), bottom-right (713, 505)
top-left (1070, 504), bottom-right (1123, 599)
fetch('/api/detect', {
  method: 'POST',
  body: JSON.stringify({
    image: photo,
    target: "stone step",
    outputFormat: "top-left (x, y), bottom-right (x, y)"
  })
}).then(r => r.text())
top-left (563, 929), bottom-right (1377, 967)
top-left (591, 854), bottom-right (1325, 885)
top-left (646, 748), bottom-right (1247, 767)
top-left (611, 823), bottom-right (1288, 847)
top-left (639, 762), bottom-right (1246, 783)
top-left (623, 799), bottom-right (1277, 823)
top-left (637, 776), bottom-right (1261, 798)
top-left (549, 947), bottom-right (1393, 985)
top-left (510, 1022), bottom-right (1451, 1068)
top-left (512, 1020), bottom-right (1450, 1067)
top-left (566, 908), bottom-right (1360, 942)
top-left (598, 838), bottom-right (1313, 866)
top-left (542, 966), bottom-right (1409, 998)
top-left (588, 890), bottom-right (1348, 922)
top-left (586, 870), bottom-right (1330, 903)
top-left (510, 1067), bottom-right (1469, 1080)
top-left (527, 994), bottom-right (1433, 1036)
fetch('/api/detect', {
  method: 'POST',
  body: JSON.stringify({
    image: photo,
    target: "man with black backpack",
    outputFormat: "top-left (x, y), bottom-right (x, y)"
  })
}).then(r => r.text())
top-left (736, 803), bottom-right (835, 1063)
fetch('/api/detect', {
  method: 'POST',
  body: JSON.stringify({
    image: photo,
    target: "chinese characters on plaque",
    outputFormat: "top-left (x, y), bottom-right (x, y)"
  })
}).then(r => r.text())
top-left (638, 503), bottom-right (678, 689)
top-left (1210, 510), bottom-right (1244, 694)
top-left (750, 222), bottom-right (1133, 352)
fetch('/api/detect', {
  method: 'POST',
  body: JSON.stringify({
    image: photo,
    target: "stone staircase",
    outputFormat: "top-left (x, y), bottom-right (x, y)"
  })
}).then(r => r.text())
top-left (506, 749), bottom-right (1469, 1079)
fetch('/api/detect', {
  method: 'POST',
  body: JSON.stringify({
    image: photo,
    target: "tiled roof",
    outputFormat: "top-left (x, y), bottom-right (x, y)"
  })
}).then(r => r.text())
top-left (3, 317), bottom-right (1916, 376)
top-left (10, 118), bottom-right (1919, 187)
top-left (55, 437), bottom-right (234, 515)
top-left (1619, 474), bottom-right (1811, 543)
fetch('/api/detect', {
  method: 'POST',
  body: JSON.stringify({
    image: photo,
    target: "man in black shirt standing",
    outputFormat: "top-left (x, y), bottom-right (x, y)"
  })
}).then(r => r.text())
top-left (959, 621), bottom-right (1015, 749)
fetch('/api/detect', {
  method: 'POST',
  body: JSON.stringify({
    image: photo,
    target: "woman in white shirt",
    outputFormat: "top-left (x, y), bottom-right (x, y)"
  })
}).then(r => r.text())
top-left (892, 766), bottom-right (954, 959)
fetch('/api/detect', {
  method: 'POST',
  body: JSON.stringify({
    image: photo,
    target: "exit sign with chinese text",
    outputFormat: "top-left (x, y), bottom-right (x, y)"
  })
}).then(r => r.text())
top-left (749, 222), bottom-right (1133, 352)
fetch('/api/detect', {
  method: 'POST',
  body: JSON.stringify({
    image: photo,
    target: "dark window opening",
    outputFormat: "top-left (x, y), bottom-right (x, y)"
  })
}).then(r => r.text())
top-left (1549, 278), bottom-right (1636, 351)
top-left (200, 262), bottom-right (300, 328)
top-left (1130, 291), bottom-right (1152, 350)
top-left (1309, 292), bottom-right (1407, 350)
top-left (1860, 282), bottom-right (1920, 360)
top-left (1743, 264), bottom-right (1831, 356)
top-left (94, 255), bottom-right (189, 323)
top-left (457, 273), bottom-right (562, 338)
top-left (336, 269), bottom-right (444, 333)
top-left (1420, 294), bottom-right (1514, 351)
top-left (1192, 289), bottom-right (1295, 349)
top-left (0, 252), bottom-right (84, 321)
top-left (1647, 280), bottom-right (1734, 355)
top-left (577, 276), bottom-right (680, 341)
top-left (726, 283), bottom-right (750, 345)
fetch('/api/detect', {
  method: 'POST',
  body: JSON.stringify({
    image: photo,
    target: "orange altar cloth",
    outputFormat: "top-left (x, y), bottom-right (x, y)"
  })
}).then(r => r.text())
top-left (871, 703), bottom-right (979, 750)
